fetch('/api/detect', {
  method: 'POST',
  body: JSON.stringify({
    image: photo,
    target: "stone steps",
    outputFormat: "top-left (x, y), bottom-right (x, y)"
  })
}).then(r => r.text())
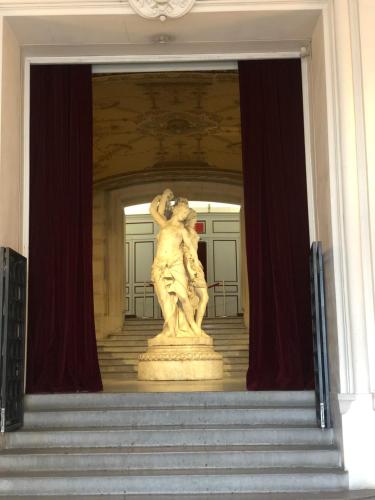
top-left (98, 318), bottom-right (249, 382)
top-left (98, 371), bottom-right (248, 380)
top-left (118, 326), bottom-right (247, 332)
top-left (24, 390), bottom-right (316, 410)
top-left (98, 343), bottom-right (249, 352)
top-left (98, 342), bottom-right (249, 351)
top-left (114, 329), bottom-right (247, 336)
top-left (0, 446), bottom-right (340, 472)
top-left (23, 408), bottom-right (317, 429)
top-left (7, 425), bottom-right (335, 449)
top-left (98, 350), bottom-right (248, 359)
top-left (99, 363), bottom-right (249, 372)
top-left (100, 339), bottom-right (249, 346)
top-left (0, 391), bottom-right (348, 496)
top-left (106, 330), bottom-right (248, 337)
top-left (97, 335), bottom-right (249, 348)
top-left (98, 361), bottom-right (247, 372)
top-left (107, 334), bottom-right (248, 341)
top-left (99, 359), bottom-right (247, 369)
top-left (118, 326), bottom-right (246, 333)
top-left (124, 317), bottom-right (244, 325)
top-left (0, 469), bottom-right (348, 496)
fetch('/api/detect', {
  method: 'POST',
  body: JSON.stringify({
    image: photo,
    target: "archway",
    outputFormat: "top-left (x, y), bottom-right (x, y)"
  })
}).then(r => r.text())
top-left (93, 175), bottom-right (245, 341)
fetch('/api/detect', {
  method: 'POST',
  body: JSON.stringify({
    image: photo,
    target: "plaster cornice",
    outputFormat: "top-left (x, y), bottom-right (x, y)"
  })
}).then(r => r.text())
top-left (94, 167), bottom-right (243, 192)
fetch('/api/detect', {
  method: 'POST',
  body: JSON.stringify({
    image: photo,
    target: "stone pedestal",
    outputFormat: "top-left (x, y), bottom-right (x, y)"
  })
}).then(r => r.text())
top-left (138, 334), bottom-right (223, 381)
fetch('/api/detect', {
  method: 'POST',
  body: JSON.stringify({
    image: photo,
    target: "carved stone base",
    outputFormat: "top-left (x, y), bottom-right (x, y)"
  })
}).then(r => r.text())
top-left (137, 335), bottom-right (223, 381)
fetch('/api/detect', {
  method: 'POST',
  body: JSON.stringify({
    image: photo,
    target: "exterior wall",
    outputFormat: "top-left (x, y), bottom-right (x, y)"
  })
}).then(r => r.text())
top-left (315, 0), bottom-right (375, 489)
top-left (0, 18), bottom-right (22, 252)
top-left (357, 0), bottom-right (375, 398)
top-left (334, 0), bottom-right (375, 488)
top-left (0, 0), bottom-right (374, 489)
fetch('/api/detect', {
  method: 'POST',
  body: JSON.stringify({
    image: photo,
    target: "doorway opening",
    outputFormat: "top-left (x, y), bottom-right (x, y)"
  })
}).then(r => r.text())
top-left (26, 59), bottom-right (314, 395)
top-left (92, 68), bottom-right (248, 392)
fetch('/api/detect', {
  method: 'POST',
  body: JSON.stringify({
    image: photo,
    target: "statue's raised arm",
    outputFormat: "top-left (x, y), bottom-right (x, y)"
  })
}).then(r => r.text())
top-left (150, 189), bottom-right (174, 227)
top-left (158, 188), bottom-right (174, 217)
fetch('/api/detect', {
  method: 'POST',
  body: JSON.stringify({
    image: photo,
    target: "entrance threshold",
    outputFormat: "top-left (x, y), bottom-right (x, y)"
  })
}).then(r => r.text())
top-left (103, 377), bottom-right (247, 393)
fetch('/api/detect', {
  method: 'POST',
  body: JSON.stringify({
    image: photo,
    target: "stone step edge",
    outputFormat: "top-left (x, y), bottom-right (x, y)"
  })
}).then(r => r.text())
top-left (0, 467), bottom-right (344, 477)
top-left (0, 467), bottom-right (347, 479)
top-left (11, 424), bottom-right (326, 432)
top-left (24, 405), bottom-right (316, 415)
top-left (0, 444), bottom-right (338, 454)
top-left (24, 392), bottom-right (315, 405)
top-left (24, 392), bottom-right (316, 410)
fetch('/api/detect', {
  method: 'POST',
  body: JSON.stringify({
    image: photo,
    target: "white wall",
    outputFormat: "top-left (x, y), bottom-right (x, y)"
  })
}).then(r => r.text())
top-left (0, 0), bottom-right (374, 489)
top-left (0, 18), bottom-right (22, 252)
top-left (324, 0), bottom-right (375, 488)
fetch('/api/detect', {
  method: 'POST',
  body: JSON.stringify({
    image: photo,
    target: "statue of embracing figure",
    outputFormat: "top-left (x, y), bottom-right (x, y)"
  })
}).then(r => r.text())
top-left (150, 188), bottom-right (209, 339)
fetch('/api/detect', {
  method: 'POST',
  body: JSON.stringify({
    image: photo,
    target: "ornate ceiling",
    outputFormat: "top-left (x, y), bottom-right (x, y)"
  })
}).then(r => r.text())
top-left (92, 71), bottom-right (242, 184)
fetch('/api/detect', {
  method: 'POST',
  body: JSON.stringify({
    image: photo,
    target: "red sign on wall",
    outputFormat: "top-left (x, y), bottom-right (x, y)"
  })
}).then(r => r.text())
top-left (195, 221), bottom-right (206, 234)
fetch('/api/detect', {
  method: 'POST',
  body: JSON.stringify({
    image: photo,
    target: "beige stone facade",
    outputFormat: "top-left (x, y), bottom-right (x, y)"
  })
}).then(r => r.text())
top-left (0, 0), bottom-right (374, 489)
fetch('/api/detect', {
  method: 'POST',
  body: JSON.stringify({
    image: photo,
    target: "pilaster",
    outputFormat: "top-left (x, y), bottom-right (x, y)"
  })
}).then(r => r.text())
top-left (332, 0), bottom-right (368, 395)
top-left (331, 0), bottom-right (375, 488)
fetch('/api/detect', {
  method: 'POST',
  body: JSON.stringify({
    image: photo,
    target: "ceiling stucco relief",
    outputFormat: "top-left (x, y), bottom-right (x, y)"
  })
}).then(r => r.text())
top-left (93, 71), bottom-right (242, 184)
top-left (128, 0), bottom-right (196, 21)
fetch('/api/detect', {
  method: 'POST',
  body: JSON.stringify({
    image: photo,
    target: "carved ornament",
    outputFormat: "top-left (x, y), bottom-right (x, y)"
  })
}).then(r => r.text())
top-left (139, 350), bottom-right (223, 361)
top-left (128, 0), bottom-right (196, 21)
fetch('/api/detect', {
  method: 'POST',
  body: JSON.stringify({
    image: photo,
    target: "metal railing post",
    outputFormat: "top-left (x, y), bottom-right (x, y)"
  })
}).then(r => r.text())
top-left (142, 282), bottom-right (147, 319)
top-left (222, 280), bottom-right (227, 318)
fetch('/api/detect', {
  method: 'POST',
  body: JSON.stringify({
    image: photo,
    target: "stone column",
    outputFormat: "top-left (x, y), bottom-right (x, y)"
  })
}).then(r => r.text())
top-left (93, 188), bottom-right (125, 338)
top-left (106, 189), bottom-right (125, 334)
top-left (93, 189), bottom-right (108, 338)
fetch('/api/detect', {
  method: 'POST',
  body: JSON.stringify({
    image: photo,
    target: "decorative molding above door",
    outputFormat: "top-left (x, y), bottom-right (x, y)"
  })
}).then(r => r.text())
top-left (128, 0), bottom-right (196, 21)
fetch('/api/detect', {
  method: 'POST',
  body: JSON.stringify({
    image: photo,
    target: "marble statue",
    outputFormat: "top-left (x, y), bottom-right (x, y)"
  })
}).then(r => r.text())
top-left (138, 189), bottom-right (223, 381)
top-left (150, 188), bottom-right (209, 339)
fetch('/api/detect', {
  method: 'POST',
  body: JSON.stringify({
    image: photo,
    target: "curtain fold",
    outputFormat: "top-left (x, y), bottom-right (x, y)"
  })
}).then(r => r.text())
top-left (27, 65), bottom-right (103, 393)
top-left (239, 59), bottom-right (314, 390)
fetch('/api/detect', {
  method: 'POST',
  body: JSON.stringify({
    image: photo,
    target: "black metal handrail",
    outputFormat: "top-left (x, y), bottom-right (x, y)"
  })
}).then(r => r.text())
top-left (310, 241), bottom-right (331, 429)
top-left (0, 247), bottom-right (27, 432)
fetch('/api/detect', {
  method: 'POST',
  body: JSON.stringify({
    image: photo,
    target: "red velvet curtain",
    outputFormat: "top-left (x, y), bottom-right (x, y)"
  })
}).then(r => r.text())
top-left (239, 59), bottom-right (314, 390)
top-left (26, 65), bottom-right (103, 393)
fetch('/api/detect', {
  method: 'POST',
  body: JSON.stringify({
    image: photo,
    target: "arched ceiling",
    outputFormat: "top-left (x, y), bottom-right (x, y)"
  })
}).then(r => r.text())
top-left (92, 70), bottom-right (242, 184)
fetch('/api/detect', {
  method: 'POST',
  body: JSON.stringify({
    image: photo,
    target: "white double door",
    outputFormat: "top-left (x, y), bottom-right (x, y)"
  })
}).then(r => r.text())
top-left (125, 213), bottom-right (241, 319)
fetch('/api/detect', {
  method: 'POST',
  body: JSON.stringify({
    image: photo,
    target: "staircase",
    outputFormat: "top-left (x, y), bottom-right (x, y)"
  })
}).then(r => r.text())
top-left (98, 317), bottom-right (249, 382)
top-left (0, 391), bottom-right (347, 496)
